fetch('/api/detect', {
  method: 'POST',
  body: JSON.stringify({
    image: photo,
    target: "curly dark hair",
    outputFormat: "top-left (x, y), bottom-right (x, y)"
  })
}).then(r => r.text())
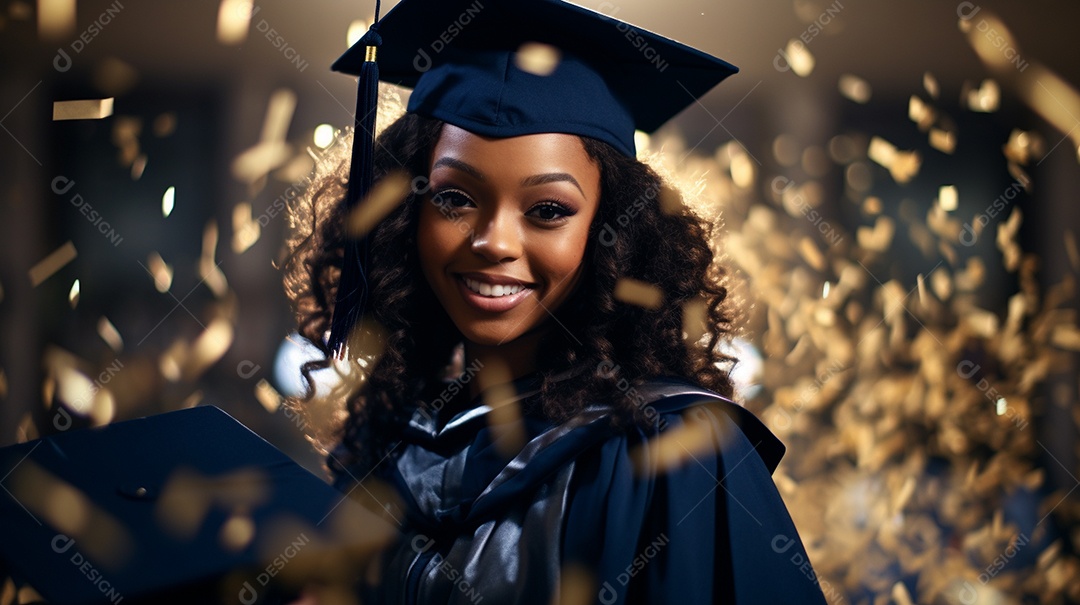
top-left (282, 112), bottom-right (735, 481)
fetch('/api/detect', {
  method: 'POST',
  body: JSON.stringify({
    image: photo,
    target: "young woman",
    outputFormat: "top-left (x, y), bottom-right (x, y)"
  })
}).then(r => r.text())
top-left (283, 0), bottom-right (827, 602)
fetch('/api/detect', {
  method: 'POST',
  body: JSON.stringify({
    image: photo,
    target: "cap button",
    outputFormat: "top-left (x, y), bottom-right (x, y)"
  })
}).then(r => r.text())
top-left (118, 483), bottom-right (157, 500)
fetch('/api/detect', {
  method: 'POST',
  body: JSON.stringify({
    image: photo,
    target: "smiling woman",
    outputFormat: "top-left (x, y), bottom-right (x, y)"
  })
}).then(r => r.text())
top-left (280, 0), bottom-right (825, 602)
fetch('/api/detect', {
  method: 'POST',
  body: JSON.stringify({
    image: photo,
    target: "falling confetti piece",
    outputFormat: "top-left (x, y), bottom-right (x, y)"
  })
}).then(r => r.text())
top-left (478, 359), bottom-right (526, 459)
top-left (29, 241), bottom-right (77, 287)
top-left (856, 216), bottom-right (895, 252)
top-left (162, 186), bottom-right (176, 217)
top-left (938, 185), bottom-right (958, 212)
top-left (232, 89), bottom-right (297, 183)
top-left (97, 316), bottom-right (124, 352)
top-left (514, 42), bottom-right (561, 76)
top-left (682, 298), bottom-right (707, 345)
top-left (868, 136), bottom-right (921, 183)
top-left (201, 221), bottom-right (230, 297)
top-left (838, 74), bottom-right (871, 104)
top-left (146, 252), bottom-right (173, 292)
top-left (220, 514), bottom-right (256, 552)
top-left (68, 279), bottom-right (80, 308)
top-left (255, 379), bottom-right (282, 413)
top-left (153, 112), bottom-right (177, 137)
top-left (1065, 230), bottom-right (1080, 271)
top-left (232, 202), bottom-right (261, 253)
top-left (347, 172), bottom-right (411, 237)
top-left (783, 39), bottom-right (815, 77)
top-left (923, 72), bottom-right (940, 99)
top-left (53, 98), bottom-right (115, 121)
top-left (217, 0), bottom-right (255, 45)
top-left (10, 461), bottom-right (133, 568)
top-left (131, 154), bottom-right (148, 180)
top-left (928, 128), bottom-right (956, 154)
top-left (966, 79), bottom-right (1000, 113)
top-left (188, 317), bottom-right (235, 378)
top-left (908, 96), bottom-right (935, 131)
top-left (93, 58), bottom-right (139, 97)
top-left (614, 277), bottom-right (663, 310)
top-left (37, 0), bottom-right (75, 40)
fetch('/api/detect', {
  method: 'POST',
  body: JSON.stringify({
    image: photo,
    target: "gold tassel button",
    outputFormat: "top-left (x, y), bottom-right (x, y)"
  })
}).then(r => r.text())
top-left (365, 46), bottom-right (378, 62)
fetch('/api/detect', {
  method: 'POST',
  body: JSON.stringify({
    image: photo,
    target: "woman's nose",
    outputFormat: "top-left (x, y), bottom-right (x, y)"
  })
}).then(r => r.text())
top-left (469, 209), bottom-right (523, 263)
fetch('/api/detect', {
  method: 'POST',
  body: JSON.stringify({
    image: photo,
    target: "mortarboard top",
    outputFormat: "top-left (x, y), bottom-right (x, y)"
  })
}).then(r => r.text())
top-left (332, 0), bottom-right (739, 157)
top-left (0, 406), bottom-right (396, 604)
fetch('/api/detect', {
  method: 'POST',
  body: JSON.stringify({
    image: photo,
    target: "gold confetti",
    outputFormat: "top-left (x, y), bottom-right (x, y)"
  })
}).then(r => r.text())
top-left (232, 89), bottom-right (297, 183)
top-left (783, 39), bottom-right (814, 77)
top-left (856, 216), bottom-right (895, 252)
top-left (908, 96), bottom-right (935, 131)
top-left (928, 128), bottom-right (956, 154)
top-left (347, 172), bottom-right (411, 237)
top-left (555, 564), bottom-right (596, 605)
top-left (93, 58), bottom-right (139, 97)
top-left (161, 186), bottom-right (176, 217)
top-left (37, 0), bottom-right (75, 40)
top-left (255, 379), bottom-right (282, 413)
top-left (938, 185), bottom-right (958, 212)
top-left (217, 0), bottom-right (255, 45)
top-left (201, 221), bottom-right (230, 297)
top-left (97, 316), bottom-right (124, 352)
top-left (10, 461), bottom-right (133, 569)
top-left (514, 42), bottom-right (561, 76)
top-left (966, 79), bottom-right (1000, 113)
top-left (838, 74), bottom-right (871, 104)
top-left (478, 359), bottom-right (526, 459)
top-left (633, 403), bottom-right (721, 475)
top-left (923, 72), bottom-right (940, 99)
top-left (29, 241), bottom-right (77, 287)
top-left (1065, 230), bottom-right (1080, 272)
top-left (232, 202), bottom-right (261, 253)
top-left (68, 278), bottom-right (80, 308)
top-left (187, 317), bottom-right (235, 378)
top-left (868, 136), bottom-right (921, 183)
top-left (53, 98), bottom-right (115, 121)
top-left (220, 513), bottom-right (256, 552)
top-left (153, 112), bottom-right (177, 137)
top-left (682, 298), bottom-right (707, 345)
top-left (131, 154), bottom-right (148, 180)
top-left (798, 237), bottom-right (827, 271)
top-left (613, 277), bottom-right (663, 310)
top-left (147, 251), bottom-right (173, 292)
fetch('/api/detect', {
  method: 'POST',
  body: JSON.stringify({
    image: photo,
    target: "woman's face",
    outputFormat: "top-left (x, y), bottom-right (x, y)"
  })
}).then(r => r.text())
top-left (417, 124), bottom-right (601, 347)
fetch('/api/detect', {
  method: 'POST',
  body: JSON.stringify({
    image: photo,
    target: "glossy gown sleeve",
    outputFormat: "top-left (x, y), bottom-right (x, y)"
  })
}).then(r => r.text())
top-left (561, 396), bottom-right (828, 604)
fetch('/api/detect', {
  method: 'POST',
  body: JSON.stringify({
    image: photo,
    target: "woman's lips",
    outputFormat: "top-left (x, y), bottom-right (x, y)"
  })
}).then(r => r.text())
top-left (454, 274), bottom-right (536, 313)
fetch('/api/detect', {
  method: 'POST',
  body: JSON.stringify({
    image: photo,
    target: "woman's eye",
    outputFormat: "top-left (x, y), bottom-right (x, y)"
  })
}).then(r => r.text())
top-left (431, 189), bottom-right (474, 209)
top-left (528, 202), bottom-right (574, 222)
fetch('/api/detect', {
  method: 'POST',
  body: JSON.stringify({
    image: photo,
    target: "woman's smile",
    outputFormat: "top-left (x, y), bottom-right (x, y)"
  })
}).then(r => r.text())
top-left (417, 124), bottom-right (601, 346)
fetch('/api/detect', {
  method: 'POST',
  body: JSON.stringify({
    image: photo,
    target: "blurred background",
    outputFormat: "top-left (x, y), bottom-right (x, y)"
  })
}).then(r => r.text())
top-left (1, 0), bottom-right (1079, 603)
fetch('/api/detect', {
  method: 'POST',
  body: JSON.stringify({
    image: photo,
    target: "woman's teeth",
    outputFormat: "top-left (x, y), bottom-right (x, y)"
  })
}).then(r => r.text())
top-left (463, 277), bottom-right (527, 297)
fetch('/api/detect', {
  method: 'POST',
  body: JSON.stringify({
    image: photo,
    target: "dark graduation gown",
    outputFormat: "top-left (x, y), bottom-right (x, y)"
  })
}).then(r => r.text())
top-left (348, 373), bottom-right (829, 604)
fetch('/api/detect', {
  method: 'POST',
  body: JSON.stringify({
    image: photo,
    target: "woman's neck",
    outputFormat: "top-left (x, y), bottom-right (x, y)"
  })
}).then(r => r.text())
top-left (463, 327), bottom-right (548, 399)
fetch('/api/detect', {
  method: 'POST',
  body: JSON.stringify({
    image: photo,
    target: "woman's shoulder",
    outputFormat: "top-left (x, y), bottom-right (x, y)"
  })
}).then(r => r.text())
top-left (612, 374), bottom-right (786, 474)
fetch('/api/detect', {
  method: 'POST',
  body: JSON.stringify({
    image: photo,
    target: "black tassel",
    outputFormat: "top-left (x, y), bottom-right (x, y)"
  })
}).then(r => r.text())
top-left (328, 11), bottom-right (382, 360)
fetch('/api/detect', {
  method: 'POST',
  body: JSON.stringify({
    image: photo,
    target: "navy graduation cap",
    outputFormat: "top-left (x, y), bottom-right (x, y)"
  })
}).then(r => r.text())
top-left (0, 406), bottom-right (396, 603)
top-left (327, 0), bottom-right (739, 356)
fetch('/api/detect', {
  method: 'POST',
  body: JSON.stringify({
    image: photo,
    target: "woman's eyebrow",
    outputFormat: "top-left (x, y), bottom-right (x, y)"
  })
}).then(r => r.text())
top-left (520, 173), bottom-right (584, 195)
top-left (432, 157), bottom-right (484, 180)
